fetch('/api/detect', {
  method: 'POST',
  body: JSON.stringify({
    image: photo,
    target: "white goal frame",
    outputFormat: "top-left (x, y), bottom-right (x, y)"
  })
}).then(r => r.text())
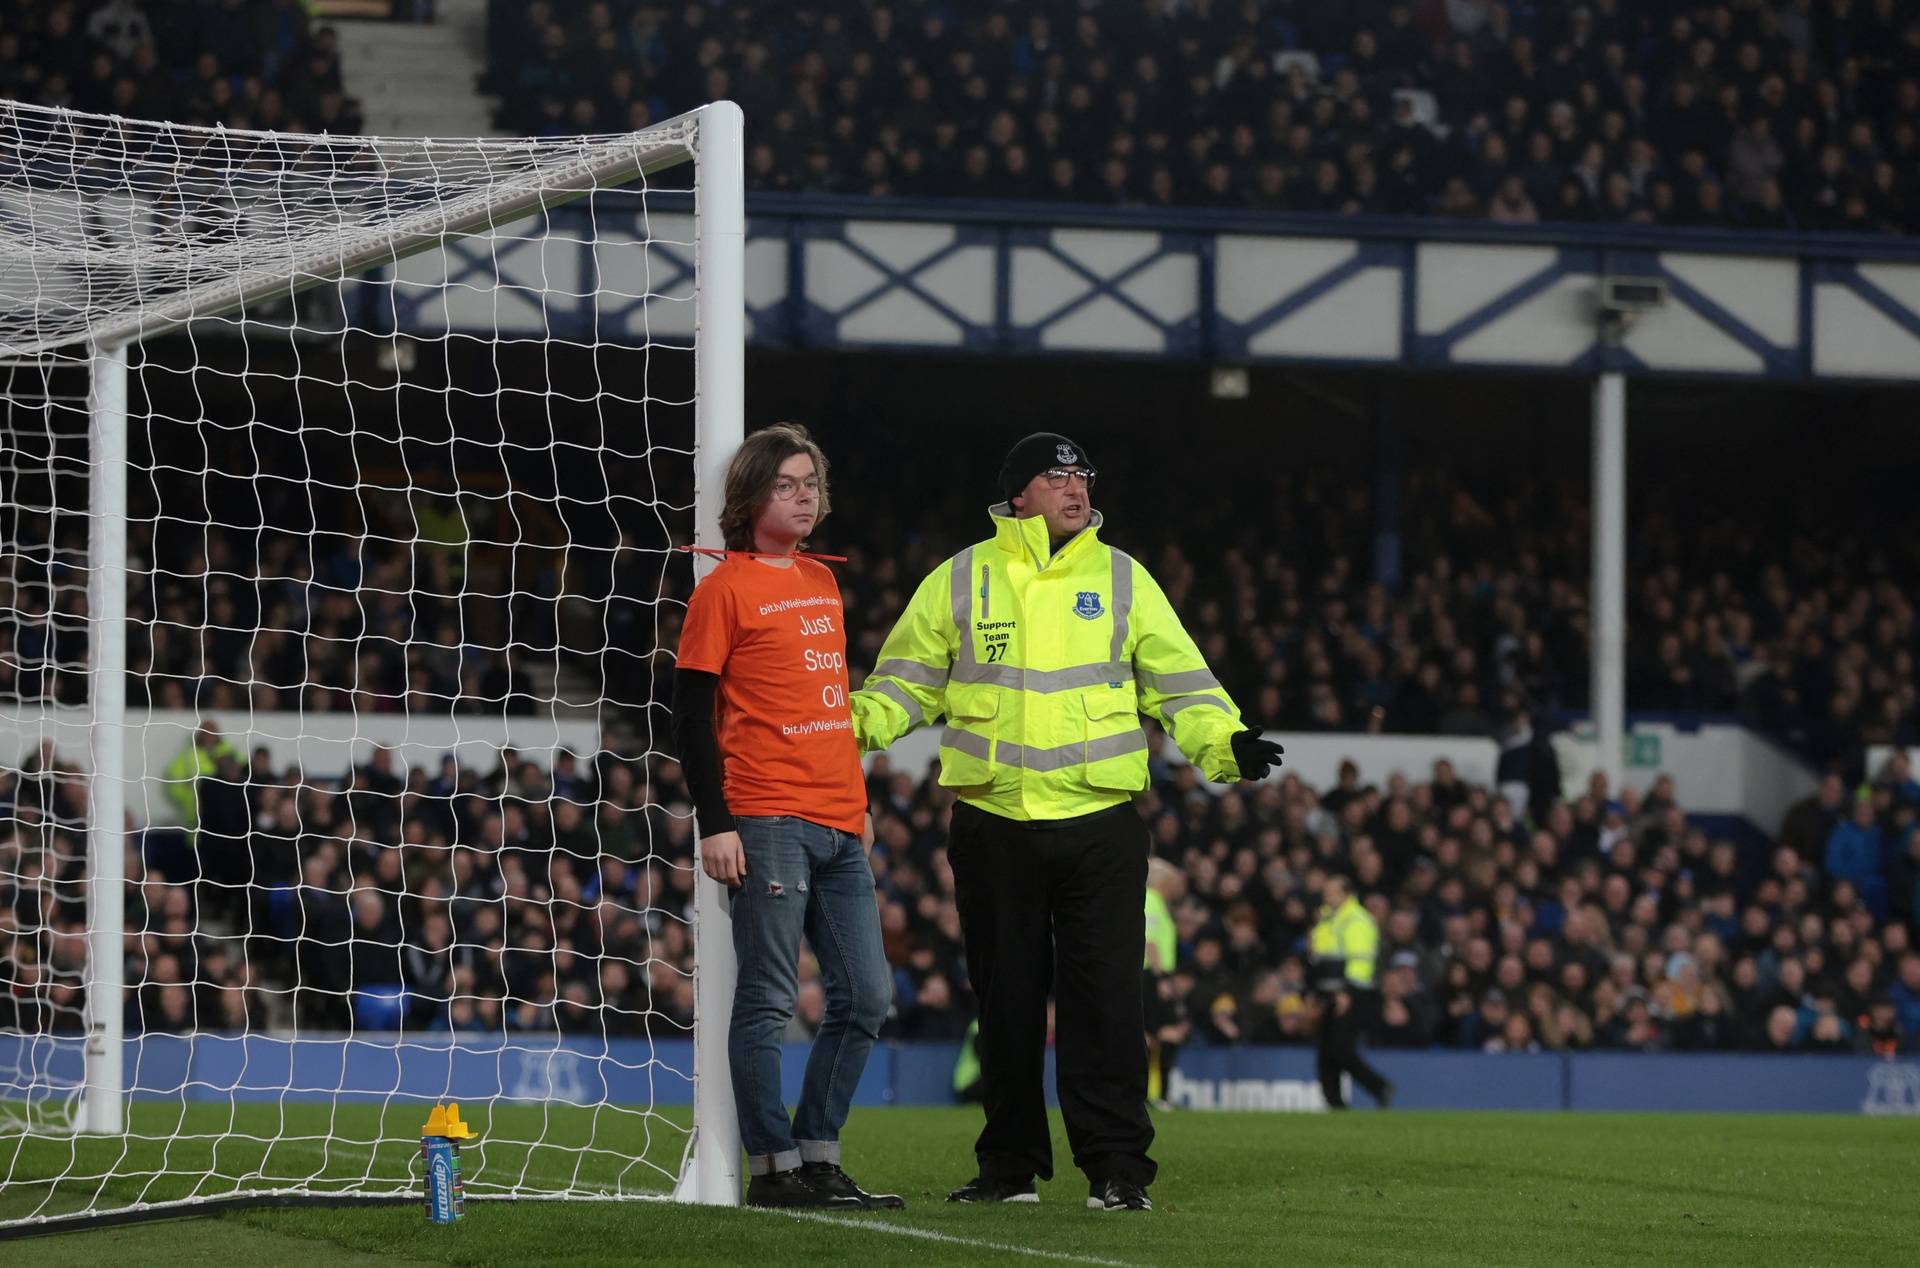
top-left (2, 98), bottom-right (745, 1221)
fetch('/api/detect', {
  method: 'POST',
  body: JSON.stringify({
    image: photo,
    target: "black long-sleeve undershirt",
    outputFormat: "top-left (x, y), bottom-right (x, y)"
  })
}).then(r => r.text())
top-left (669, 668), bottom-right (733, 835)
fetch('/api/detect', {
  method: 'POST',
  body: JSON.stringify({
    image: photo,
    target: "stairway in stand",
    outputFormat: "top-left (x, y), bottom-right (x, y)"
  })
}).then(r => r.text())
top-left (329, 0), bottom-right (501, 138)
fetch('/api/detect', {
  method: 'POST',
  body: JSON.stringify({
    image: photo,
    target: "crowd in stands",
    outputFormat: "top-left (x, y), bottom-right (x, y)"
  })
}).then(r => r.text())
top-left (117, 513), bottom-right (566, 720)
top-left (0, 495), bottom-right (655, 722)
top-left (1, 0), bottom-right (362, 134)
top-left (8, 1), bottom-right (1920, 1069)
top-left (8, 388), bottom-right (1920, 1060)
top-left (1122, 751), bottom-right (1920, 1057)
top-left (16, 423), bottom-right (1920, 1055)
top-left (0, 733), bottom-right (697, 1038)
top-left (3, 449), bottom-right (1914, 790)
top-left (4, 723), bottom-right (1918, 1058)
top-left (809, 454), bottom-right (1920, 782)
top-left (488, 1), bottom-right (1920, 234)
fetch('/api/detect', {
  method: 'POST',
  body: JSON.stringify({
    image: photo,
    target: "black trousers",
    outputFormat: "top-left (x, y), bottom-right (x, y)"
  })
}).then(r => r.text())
top-left (948, 800), bottom-right (1155, 1188)
top-left (1318, 991), bottom-right (1390, 1108)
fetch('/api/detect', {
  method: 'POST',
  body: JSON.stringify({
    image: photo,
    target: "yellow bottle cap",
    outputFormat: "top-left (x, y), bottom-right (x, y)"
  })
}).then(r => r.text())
top-left (421, 1102), bottom-right (478, 1140)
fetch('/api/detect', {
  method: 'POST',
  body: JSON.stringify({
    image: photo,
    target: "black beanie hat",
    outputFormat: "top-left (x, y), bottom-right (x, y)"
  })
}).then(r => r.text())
top-left (999, 432), bottom-right (1092, 502)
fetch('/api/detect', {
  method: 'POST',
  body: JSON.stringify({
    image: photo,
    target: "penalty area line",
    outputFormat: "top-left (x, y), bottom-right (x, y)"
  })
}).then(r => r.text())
top-left (743, 1206), bottom-right (1144, 1266)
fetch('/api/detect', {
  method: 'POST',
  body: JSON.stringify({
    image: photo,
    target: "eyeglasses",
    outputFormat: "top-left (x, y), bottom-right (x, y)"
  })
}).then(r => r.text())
top-left (1039, 468), bottom-right (1096, 489)
top-left (770, 476), bottom-right (822, 500)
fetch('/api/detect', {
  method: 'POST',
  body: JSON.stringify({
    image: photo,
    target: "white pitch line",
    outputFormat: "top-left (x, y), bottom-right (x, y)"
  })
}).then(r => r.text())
top-left (744, 1206), bottom-right (1145, 1267)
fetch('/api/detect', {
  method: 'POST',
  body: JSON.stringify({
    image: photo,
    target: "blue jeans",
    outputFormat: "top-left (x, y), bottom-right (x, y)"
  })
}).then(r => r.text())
top-left (729, 816), bottom-right (891, 1176)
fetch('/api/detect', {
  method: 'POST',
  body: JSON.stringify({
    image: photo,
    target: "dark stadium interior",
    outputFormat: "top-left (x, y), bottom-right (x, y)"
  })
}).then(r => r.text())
top-left (6, 8), bottom-right (1920, 1261)
top-left (6, 333), bottom-right (1920, 1055)
top-left (0, 1), bottom-right (1918, 1089)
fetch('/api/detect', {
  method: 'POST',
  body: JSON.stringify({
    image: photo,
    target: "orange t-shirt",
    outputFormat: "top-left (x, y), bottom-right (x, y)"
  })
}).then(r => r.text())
top-left (675, 555), bottom-right (866, 834)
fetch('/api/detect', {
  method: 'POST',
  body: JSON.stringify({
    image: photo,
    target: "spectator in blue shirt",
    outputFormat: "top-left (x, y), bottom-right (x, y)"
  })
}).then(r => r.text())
top-left (1794, 990), bottom-right (1854, 1053)
top-left (1876, 751), bottom-right (1920, 809)
top-left (1890, 954), bottom-right (1920, 1046)
top-left (1825, 793), bottom-right (1888, 919)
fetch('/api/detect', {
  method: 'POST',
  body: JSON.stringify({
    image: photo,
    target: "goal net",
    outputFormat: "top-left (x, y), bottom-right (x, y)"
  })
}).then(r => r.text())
top-left (0, 98), bottom-right (744, 1230)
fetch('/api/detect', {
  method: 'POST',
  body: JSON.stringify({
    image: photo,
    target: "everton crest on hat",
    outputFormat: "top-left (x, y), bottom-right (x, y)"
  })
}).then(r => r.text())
top-left (1000, 432), bottom-right (1092, 501)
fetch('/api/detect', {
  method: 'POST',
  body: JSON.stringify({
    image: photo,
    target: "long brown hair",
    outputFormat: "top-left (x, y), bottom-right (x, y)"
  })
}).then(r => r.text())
top-left (719, 422), bottom-right (832, 551)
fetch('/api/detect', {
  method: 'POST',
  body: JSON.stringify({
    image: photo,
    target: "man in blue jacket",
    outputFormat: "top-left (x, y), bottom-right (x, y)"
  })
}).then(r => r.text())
top-left (1890, 953), bottom-right (1920, 1049)
top-left (1824, 793), bottom-right (1887, 919)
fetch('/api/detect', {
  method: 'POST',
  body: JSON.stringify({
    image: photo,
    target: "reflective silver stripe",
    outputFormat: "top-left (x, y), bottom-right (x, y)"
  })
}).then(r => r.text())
top-left (950, 663), bottom-right (1024, 689)
top-left (1086, 729), bottom-right (1149, 765)
top-left (950, 660), bottom-right (1128, 692)
top-left (938, 726), bottom-right (1148, 772)
top-left (870, 680), bottom-right (925, 727)
top-left (1031, 661), bottom-right (1128, 691)
top-left (1009, 729), bottom-right (1149, 772)
top-left (950, 547), bottom-right (975, 668)
top-left (1140, 668), bottom-right (1222, 695)
top-left (1161, 693), bottom-right (1233, 721)
top-left (1109, 549), bottom-right (1134, 664)
top-left (873, 658), bottom-right (949, 689)
top-left (941, 726), bottom-right (992, 760)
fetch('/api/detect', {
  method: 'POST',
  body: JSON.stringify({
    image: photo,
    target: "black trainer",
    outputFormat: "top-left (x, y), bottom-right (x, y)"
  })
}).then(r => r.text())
top-left (801, 1161), bottom-right (906, 1209)
top-left (746, 1166), bottom-right (863, 1209)
top-left (947, 1175), bottom-right (1040, 1203)
top-left (1087, 1178), bottom-right (1152, 1212)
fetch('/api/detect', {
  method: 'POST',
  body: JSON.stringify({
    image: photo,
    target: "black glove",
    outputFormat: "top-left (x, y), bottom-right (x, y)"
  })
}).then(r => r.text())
top-left (1230, 729), bottom-right (1285, 781)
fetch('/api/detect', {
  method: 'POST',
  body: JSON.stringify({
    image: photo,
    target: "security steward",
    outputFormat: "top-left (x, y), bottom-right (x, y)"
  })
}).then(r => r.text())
top-left (1310, 872), bottom-right (1394, 1110)
top-left (1143, 857), bottom-right (1185, 1104)
top-left (851, 432), bottom-right (1285, 1213)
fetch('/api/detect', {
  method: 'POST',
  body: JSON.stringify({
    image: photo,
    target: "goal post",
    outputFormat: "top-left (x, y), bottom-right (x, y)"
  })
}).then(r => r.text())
top-left (678, 102), bottom-right (744, 1209)
top-left (82, 341), bottom-right (128, 1137)
top-left (0, 97), bottom-right (745, 1228)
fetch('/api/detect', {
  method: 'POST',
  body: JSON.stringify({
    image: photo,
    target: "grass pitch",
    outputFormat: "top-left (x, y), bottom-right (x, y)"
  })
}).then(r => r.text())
top-left (4, 1105), bottom-right (1916, 1266)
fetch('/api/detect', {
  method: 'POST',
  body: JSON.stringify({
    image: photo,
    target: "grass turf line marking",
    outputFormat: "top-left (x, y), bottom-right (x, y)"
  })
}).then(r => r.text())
top-left (746, 1207), bottom-right (1144, 1267)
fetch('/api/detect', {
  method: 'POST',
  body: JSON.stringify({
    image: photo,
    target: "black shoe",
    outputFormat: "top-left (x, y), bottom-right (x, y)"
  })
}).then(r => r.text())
top-left (947, 1175), bottom-right (1039, 1203)
top-left (746, 1166), bottom-right (863, 1209)
top-left (801, 1161), bottom-right (906, 1209)
top-left (1087, 1178), bottom-right (1152, 1212)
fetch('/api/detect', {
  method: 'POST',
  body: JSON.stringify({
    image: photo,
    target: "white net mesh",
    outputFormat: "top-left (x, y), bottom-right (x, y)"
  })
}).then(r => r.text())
top-left (0, 358), bottom-right (94, 1142)
top-left (0, 99), bottom-right (721, 1225)
top-left (0, 99), bottom-right (696, 358)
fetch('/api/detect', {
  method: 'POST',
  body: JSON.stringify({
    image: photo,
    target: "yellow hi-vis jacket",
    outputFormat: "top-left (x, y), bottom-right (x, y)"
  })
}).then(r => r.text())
top-left (1310, 896), bottom-right (1379, 989)
top-left (850, 504), bottom-right (1246, 821)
